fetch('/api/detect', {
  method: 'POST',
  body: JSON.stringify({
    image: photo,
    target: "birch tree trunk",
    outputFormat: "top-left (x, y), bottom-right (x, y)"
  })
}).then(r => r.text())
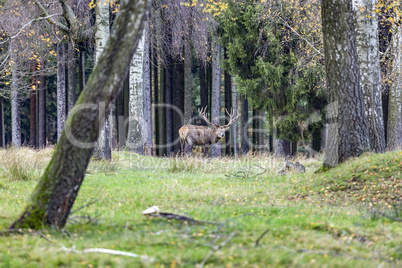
top-left (387, 26), bottom-right (402, 150)
top-left (353, 0), bottom-right (386, 153)
top-left (322, 0), bottom-right (370, 167)
top-left (210, 41), bottom-right (221, 157)
top-left (127, 31), bottom-right (145, 154)
top-left (143, 24), bottom-right (152, 155)
top-left (93, 0), bottom-right (111, 160)
top-left (57, 42), bottom-right (66, 142)
top-left (11, 39), bottom-right (21, 148)
top-left (10, 0), bottom-right (149, 230)
top-left (231, 79), bottom-right (238, 158)
top-left (38, 74), bottom-right (46, 148)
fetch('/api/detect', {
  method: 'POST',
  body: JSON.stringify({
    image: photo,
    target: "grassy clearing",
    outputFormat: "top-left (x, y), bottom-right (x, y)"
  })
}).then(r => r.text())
top-left (0, 148), bottom-right (401, 267)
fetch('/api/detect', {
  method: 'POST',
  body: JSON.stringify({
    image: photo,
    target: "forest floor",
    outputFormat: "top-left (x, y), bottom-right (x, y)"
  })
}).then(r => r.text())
top-left (0, 148), bottom-right (401, 267)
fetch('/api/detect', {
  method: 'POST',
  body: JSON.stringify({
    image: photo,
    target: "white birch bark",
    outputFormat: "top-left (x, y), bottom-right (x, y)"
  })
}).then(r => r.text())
top-left (210, 40), bottom-right (221, 157)
top-left (127, 31), bottom-right (145, 154)
top-left (387, 26), bottom-right (402, 150)
top-left (93, 0), bottom-right (111, 160)
top-left (231, 79), bottom-right (238, 159)
top-left (57, 43), bottom-right (66, 142)
top-left (353, 0), bottom-right (386, 153)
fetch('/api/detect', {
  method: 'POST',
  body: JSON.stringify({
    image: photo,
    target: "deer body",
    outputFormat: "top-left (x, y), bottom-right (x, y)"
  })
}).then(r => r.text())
top-left (179, 107), bottom-right (240, 156)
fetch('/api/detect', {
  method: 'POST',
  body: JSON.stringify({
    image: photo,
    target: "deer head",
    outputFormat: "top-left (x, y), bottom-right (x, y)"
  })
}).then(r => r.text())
top-left (198, 107), bottom-right (241, 140)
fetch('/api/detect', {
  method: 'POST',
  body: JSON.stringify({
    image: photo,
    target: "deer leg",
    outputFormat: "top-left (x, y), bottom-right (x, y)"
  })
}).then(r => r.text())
top-left (203, 145), bottom-right (209, 157)
top-left (180, 139), bottom-right (185, 157)
top-left (186, 139), bottom-right (193, 156)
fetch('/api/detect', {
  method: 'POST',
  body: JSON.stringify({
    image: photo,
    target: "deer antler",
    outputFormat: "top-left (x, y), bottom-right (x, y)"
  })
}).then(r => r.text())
top-left (222, 108), bottom-right (241, 129)
top-left (198, 106), bottom-right (219, 128)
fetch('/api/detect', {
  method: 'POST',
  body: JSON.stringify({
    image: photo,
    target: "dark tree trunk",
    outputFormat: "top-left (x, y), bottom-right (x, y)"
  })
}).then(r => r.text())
top-left (252, 109), bottom-right (259, 152)
top-left (159, 65), bottom-right (167, 156)
top-left (123, 74), bottom-right (130, 143)
top-left (322, 0), bottom-right (370, 167)
top-left (207, 61), bottom-right (212, 119)
top-left (10, 0), bottom-right (149, 230)
top-left (184, 42), bottom-right (192, 124)
top-left (165, 57), bottom-right (174, 156)
top-left (274, 138), bottom-right (291, 157)
top-left (311, 127), bottom-right (322, 153)
top-left (116, 76), bottom-right (125, 150)
top-left (38, 75), bottom-right (46, 148)
top-left (78, 43), bottom-right (86, 94)
top-left (199, 60), bottom-right (208, 126)
top-left (240, 94), bottom-right (249, 154)
top-left (30, 84), bottom-right (37, 148)
top-left (224, 53), bottom-right (232, 155)
top-left (173, 59), bottom-right (184, 153)
top-left (291, 141), bottom-right (297, 156)
top-left (0, 97), bottom-right (4, 147)
top-left (67, 41), bottom-right (77, 115)
top-left (57, 42), bottom-right (66, 141)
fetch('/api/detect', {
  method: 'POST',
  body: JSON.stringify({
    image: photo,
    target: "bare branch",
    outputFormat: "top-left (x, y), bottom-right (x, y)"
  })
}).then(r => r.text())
top-left (35, 0), bottom-right (70, 33)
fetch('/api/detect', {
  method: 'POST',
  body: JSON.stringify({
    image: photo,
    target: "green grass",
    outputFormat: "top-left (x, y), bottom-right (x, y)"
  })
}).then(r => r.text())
top-left (0, 148), bottom-right (401, 267)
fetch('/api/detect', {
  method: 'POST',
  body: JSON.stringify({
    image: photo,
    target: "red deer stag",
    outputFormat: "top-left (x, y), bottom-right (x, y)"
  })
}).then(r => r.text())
top-left (179, 107), bottom-right (240, 156)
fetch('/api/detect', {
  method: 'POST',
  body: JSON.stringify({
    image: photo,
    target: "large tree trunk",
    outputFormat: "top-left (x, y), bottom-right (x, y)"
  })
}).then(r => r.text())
top-left (353, 0), bottom-right (386, 153)
top-left (10, 0), bottom-right (149, 230)
top-left (127, 31), bottom-right (145, 154)
top-left (38, 74), bottom-right (46, 148)
top-left (387, 26), bottom-right (402, 150)
top-left (57, 42), bottom-right (66, 142)
top-left (143, 24), bottom-right (152, 156)
top-left (165, 57), bottom-right (174, 156)
top-left (11, 39), bottom-right (21, 148)
top-left (93, 0), bottom-right (112, 160)
top-left (240, 94), bottom-right (249, 154)
top-left (274, 137), bottom-right (291, 157)
top-left (0, 97), bottom-right (4, 147)
top-left (322, 0), bottom-right (370, 167)
top-left (67, 41), bottom-right (77, 115)
top-left (210, 41), bottom-right (221, 157)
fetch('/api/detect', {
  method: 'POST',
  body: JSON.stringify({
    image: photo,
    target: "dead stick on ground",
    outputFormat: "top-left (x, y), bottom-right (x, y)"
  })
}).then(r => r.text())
top-left (255, 228), bottom-right (269, 247)
top-left (199, 231), bottom-right (236, 268)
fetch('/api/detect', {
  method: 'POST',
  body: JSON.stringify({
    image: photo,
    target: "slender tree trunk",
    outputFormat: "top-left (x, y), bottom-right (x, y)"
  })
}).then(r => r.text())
top-left (57, 42), bottom-right (66, 142)
top-left (30, 79), bottom-right (37, 148)
top-left (0, 97), bottom-right (4, 147)
top-left (38, 74), bottom-right (46, 148)
top-left (10, 0), bottom-right (149, 230)
top-left (231, 79), bottom-right (238, 158)
top-left (211, 41), bottom-right (221, 157)
top-left (252, 109), bottom-right (258, 152)
top-left (166, 57), bottom-right (174, 156)
top-left (184, 42), bottom-right (192, 125)
top-left (322, 0), bottom-right (370, 167)
top-left (67, 41), bottom-right (77, 115)
top-left (353, 0), bottom-right (386, 153)
top-left (78, 43), bottom-right (86, 94)
top-left (159, 65), bottom-right (167, 156)
top-left (154, 48), bottom-right (160, 155)
top-left (224, 52), bottom-right (232, 155)
top-left (93, 0), bottom-right (111, 160)
top-left (116, 81), bottom-right (125, 149)
top-left (11, 40), bottom-right (21, 148)
top-left (311, 127), bottom-right (322, 153)
top-left (240, 94), bottom-right (249, 154)
top-left (199, 60), bottom-right (208, 125)
top-left (174, 59), bottom-right (184, 153)
top-left (387, 26), bottom-right (402, 150)
top-left (127, 31), bottom-right (145, 154)
top-left (143, 24), bottom-right (152, 155)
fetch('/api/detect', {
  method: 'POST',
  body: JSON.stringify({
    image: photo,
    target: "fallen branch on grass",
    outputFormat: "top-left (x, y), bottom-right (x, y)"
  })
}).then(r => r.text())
top-left (199, 231), bottom-right (237, 268)
top-left (60, 246), bottom-right (153, 261)
top-left (142, 206), bottom-right (215, 225)
top-left (255, 228), bottom-right (270, 247)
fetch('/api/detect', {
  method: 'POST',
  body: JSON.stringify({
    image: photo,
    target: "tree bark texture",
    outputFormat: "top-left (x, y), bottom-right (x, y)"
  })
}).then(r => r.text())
top-left (154, 48), bottom-right (160, 155)
top-left (67, 41), bottom-right (77, 115)
top-left (353, 0), bottom-right (386, 153)
top-left (224, 57), bottom-right (232, 155)
top-left (274, 138), bottom-right (291, 157)
top-left (199, 60), bottom-right (208, 126)
top-left (10, 0), bottom-right (149, 230)
top-left (387, 26), bottom-right (402, 150)
top-left (143, 24), bottom-right (153, 155)
top-left (11, 39), bottom-right (21, 148)
top-left (38, 75), bottom-right (46, 148)
top-left (184, 42), bottom-right (192, 125)
top-left (159, 65), bottom-right (167, 156)
top-left (165, 57), bottom-right (174, 156)
top-left (79, 44), bottom-right (86, 93)
top-left (93, 0), bottom-right (112, 160)
top-left (57, 42), bottom-right (66, 142)
top-left (231, 79), bottom-right (238, 158)
top-left (0, 97), bottom-right (4, 147)
top-left (127, 31), bottom-right (145, 154)
top-left (30, 83), bottom-right (37, 148)
top-left (322, 0), bottom-right (370, 167)
top-left (240, 94), bottom-right (249, 154)
top-left (210, 41), bottom-right (221, 157)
